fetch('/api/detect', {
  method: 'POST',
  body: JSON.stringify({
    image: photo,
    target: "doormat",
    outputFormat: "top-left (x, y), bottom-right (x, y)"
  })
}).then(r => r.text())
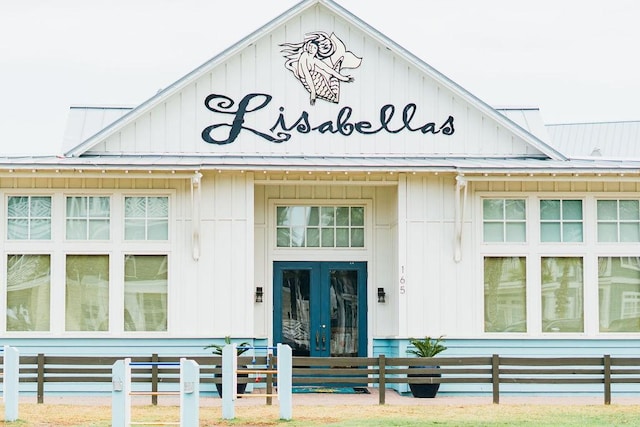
top-left (292, 386), bottom-right (370, 394)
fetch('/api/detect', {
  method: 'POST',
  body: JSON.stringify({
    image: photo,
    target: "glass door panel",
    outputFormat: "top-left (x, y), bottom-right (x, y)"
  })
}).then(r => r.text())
top-left (280, 268), bottom-right (312, 356)
top-left (329, 269), bottom-right (359, 356)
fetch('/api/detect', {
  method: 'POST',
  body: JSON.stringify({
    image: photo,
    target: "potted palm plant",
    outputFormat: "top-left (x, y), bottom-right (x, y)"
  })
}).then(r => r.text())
top-left (205, 336), bottom-right (251, 397)
top-left (406, 336), bottom-right (447, 398)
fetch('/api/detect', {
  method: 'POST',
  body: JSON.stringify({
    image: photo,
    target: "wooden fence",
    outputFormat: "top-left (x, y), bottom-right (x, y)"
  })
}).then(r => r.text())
top-left (2, 354), bottom-right (639, 405)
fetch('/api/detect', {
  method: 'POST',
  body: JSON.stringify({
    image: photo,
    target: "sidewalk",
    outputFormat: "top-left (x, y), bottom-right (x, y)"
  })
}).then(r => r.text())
top-left (23, 388), bottom-right (636, 407)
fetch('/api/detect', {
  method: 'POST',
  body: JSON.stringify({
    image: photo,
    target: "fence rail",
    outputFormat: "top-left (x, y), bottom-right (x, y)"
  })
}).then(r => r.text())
top-left (1, 354), bottom-right (639, 405)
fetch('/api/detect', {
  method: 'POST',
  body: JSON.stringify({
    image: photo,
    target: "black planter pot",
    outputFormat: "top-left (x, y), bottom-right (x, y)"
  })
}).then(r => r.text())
top-left (215, 367), bottom-right (248, 398)
top-left (408, 365), bottom-right (441, 398)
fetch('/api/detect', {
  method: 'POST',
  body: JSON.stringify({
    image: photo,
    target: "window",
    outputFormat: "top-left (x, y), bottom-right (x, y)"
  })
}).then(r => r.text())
top-left (124, 255), bottom-right (168, 331)
top-left (597, 200), bottom-right (640, 242)
top-left (3, 192), bottom-right (173, 335)
top-left (599, 256), bottom-right (640, 332)
top-left (482, 199), bottom-right (526, 242)
top-left (65, 255), bottom-right (109, 331)
top-left (66, 196), bottom-right (110, 240)
top-left (6, 255), bottom-right (50, 331)
top-left (7, 196), bottom-right (51, 240)
top-left (484, 257), bottom-right (526, 332)
top-left (276, 206), bottom-right (365, 248)
top-left (540, 199), bottom-right (583, 242)
top-left (124, 196), bottom-right (169, 240)
top-left (541, 257), bottom-right (584, 332)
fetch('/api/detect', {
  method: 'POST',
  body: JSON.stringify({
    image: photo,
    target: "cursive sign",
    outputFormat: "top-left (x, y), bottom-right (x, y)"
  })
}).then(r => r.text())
top-left (201, 93), bottom-right (455, 145)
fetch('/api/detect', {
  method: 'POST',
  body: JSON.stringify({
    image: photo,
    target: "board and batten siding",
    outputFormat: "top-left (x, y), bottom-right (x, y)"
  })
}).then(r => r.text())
top-left (84, 5), bottom-right (543, 159)
top-left (185, 172), bottom-right (255, 337)
top-left (399, 174), bottom-right (476, 338)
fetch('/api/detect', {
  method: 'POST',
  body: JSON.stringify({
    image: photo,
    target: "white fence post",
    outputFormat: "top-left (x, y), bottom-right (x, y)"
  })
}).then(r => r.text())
top-left (180, 358), bottom-right (200, 427)
top-left (221, 343), bottom-right (237, 420)
top-left (277, 344), bottom-right (293, 420)
top-left (111, 358), bottom-right (131, 427)
top-left (3, 345), bottom-right (19, 422)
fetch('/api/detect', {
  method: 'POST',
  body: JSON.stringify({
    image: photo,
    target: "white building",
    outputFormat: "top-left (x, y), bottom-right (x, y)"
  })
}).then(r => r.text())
top-left (2, 0), bottom-right (640, 394)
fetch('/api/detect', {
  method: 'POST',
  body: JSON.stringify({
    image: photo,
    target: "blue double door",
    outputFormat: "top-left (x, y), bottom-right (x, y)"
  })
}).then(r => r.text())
top-left (273, 261), bottom-right (367, 357)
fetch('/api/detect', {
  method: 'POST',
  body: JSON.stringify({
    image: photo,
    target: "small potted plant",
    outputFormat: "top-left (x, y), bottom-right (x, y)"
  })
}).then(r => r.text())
top-left (406, 336), bottom-right (447, 398)
top-left (205, 336), bottom-right (251, 397)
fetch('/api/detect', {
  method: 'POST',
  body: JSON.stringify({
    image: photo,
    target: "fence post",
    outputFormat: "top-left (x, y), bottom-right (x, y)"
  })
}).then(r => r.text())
top-left (180, 358), bottom-right (200, 427)
top-left (603, 354), bottom-right (611, 405)
top-left (266, 354), bottom-right (274, 406)
top-left (3, 346), bottom-right (19, 422)
top-left (37, 353), bottom-right (45, 404)
top-left (151, 353), bottom-right (159, 406)
top-left (221, 343), bottom-right (237, 420)
top-left (277, 343), bottom-right (292, 421)
top-left (378, 354), bottom-right (386, 405)
top-left (112, 358), bottom-right (132, 427)
top-left (492, 354), bottom-right (500, 404)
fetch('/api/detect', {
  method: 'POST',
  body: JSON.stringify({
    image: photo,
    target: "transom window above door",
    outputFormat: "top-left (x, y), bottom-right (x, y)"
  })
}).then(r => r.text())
top-left (276, 206), bottom-right (365, 248)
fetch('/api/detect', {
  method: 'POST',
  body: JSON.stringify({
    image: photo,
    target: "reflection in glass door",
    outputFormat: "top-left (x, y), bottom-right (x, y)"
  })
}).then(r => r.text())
top-left (274, 262), bottom-right (367, 357)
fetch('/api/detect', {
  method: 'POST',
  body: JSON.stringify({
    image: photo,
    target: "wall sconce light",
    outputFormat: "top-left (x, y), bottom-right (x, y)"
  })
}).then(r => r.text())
top-left (377, 287), bottom-right (386, 303)
top-left (255, 287), bottom-right (264, 303)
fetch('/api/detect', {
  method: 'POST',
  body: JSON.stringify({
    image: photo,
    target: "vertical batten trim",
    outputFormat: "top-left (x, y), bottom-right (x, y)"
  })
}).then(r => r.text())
top-left (397, 173), bottom-right (408, 336)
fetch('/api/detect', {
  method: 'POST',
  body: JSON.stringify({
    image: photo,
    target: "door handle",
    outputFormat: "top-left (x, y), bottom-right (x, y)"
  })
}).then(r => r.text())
top-left (315, 331), bottom-right (320, 351)
top-left (322, 331), bottom-right (326, 351)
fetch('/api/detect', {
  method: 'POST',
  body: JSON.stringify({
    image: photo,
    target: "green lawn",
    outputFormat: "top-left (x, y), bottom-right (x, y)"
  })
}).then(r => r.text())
top-left (6, 402), bottom-right (640, 426)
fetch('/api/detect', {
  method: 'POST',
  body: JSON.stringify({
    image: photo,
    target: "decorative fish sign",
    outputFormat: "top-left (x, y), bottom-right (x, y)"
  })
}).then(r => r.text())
top-left (280, 31), bottom-right (362, 105)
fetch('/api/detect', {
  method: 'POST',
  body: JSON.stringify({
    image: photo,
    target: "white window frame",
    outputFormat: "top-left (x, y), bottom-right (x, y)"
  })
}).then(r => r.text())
top-left (275, 205), bottom-right (366, 249)
top-left (6, 195), bottom-right (52, 240)
top-left (596, 199), bottom-right (640, 243)
top-left (123, 195), bottom-right (170, 241)
top-left (479, 192), bottom-right (640, 338)
top-left (539, 199), bottom-right (584, 243)
top-left (65, 195), bottom-right (111, 241)
top-left (478, 193), bottom-right (611, 337)
top-left (1, 189), bottom-right (175, 337)
top-left (481, 198), bottom-right (527, 243)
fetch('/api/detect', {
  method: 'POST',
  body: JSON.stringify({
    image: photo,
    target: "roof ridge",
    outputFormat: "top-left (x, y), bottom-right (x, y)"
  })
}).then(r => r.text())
top-left (69, 105), bottom-right (134, 110)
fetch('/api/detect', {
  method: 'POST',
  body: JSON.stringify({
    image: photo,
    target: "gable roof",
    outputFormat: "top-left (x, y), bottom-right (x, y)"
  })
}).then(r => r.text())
top-left (63, 0), bottom-right (567, 161)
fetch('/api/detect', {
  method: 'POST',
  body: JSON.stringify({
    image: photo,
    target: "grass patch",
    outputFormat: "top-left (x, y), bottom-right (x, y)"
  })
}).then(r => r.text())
top-left (3, 402), bottom-right (640, 426)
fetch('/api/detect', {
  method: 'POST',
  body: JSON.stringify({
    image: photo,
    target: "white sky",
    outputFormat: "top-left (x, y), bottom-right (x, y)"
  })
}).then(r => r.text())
top-left (1, 0), bottom-right (639, 155)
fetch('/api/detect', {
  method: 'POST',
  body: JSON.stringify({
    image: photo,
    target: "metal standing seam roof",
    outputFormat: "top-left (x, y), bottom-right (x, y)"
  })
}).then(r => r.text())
top-left (62, 106), bottom-right (133, 153)
top-left (546, 121), bottom-right (640, 160)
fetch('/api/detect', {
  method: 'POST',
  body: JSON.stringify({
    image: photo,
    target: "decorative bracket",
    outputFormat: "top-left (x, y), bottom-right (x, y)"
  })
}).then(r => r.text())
top-left (190, 172), bottom-right (203, 261)
top-left (454, 175), bottom-right (467, 262)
